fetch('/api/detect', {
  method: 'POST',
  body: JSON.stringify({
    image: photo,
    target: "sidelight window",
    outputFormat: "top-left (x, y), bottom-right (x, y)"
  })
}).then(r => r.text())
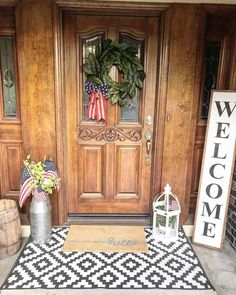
top-left (200, 40), bottom-right (221, 120)
top-left (0, 35), bottom-right (18, 118)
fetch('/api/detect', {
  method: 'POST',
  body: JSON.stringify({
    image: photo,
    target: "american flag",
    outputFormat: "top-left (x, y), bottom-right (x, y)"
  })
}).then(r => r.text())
top-left (19, 159), bottom-right (60, 207)
top-left (43, 160), bottom-right (60, 191)
top-left (34, 184), bottom-right (47, 201)
top-left (169, 199), bottom-right (179, 211)
top-left (19, 166), bottom-right (33, 208)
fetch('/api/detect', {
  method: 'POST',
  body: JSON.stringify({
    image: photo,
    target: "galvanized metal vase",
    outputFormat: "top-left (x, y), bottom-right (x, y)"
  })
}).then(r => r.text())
top-left (29, 193), bottom-right (52, 244)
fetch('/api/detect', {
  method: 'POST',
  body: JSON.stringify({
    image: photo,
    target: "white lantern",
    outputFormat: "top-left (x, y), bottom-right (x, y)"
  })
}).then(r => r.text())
top-left (153, 184), bottom-right (181, 241)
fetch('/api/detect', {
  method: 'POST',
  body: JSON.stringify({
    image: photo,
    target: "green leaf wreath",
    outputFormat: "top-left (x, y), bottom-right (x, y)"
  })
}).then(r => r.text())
top-left (83, 39), bottom-right (146, 106)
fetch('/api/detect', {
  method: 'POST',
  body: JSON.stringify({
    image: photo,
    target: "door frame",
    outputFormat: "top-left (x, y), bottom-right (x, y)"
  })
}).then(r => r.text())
top-left (52, 0), bottom-right (171, 225)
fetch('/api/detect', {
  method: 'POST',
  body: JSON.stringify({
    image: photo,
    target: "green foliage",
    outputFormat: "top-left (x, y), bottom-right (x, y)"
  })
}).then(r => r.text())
top-left (83, 39), bottom-right (146, 106)
top-left (24, 155), bottom-right (60, 195)
top-left (156, 206), bottom-right (177, 228)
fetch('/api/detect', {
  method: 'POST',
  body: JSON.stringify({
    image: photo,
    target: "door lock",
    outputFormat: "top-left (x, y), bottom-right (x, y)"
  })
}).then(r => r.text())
top-left (146, 115), bottom-right (153, 126)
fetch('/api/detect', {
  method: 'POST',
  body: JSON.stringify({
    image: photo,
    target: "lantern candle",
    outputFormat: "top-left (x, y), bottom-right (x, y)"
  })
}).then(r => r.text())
top-left (153, 184), bottom-right (181, 241)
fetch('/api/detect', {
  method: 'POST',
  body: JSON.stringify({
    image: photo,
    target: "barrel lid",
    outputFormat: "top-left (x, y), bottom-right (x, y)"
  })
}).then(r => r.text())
top-left (0, 199), bottom-right (17, 214)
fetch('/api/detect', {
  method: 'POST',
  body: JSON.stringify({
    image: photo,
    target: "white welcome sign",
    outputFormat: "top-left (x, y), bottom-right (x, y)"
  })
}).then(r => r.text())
top-left (193, 91), bottom-right (236, 249)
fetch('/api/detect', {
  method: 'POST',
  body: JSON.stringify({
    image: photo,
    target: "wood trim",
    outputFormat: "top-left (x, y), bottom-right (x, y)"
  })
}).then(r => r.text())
top-left (225, 17), bottom-right (236, 90)
top-left (52, 1), bottom-right (67, 225)
top-left (197, 10), bottom-right (211, 124)
top-left (55, 0), bottom-right (169, 15)
top-left (185, 7), bottom-right (206, 220)
top-left (228, 28), bottom-right (236, 89)
top-left (217, 35), bottom-right (230, 89)
top-left (189, 142), bottom-right (204, 213)
top-left (12, 30), bottom-right (20, 120)
top-left (15, 3), bottom-right (28, 155)
top-left (66, 213), bottom-right (150, 226)
top-left (203, 4), bottom-right (236, 14)
top-left (149, 6), bottom-right (172, 222)
top-left (0, 44), bottom-right (3, 121)
top-left (0, 1), bottom-right (18, 7)
top-left (0, 7), bottom-right (16, 30)
top-left (0, 141), bottom-right (23, 200)
top-left (53, 0), bottom-right (170, 224)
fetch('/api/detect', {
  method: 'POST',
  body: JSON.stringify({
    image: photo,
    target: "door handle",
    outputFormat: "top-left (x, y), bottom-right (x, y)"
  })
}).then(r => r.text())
top-left (146, 139), bottom-right (151, 155)
top-left (145, 130), bottom-right (152, 163)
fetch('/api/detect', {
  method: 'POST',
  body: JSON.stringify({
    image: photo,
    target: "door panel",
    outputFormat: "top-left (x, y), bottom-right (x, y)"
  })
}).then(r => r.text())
top-left (64, 14), bottom-right (159, 214)
top-left (115, 145), bottom-right (140, 199)
top-left (79, 145), bottom-right (105, 199)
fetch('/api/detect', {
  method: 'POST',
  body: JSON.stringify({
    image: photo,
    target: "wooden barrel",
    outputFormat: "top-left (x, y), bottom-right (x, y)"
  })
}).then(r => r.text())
top-left (0, 199), bottom-right (22, 259)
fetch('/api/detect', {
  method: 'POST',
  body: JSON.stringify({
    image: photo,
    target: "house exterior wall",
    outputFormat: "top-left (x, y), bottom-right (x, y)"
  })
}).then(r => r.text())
top-left (0, 0), bottom-right (235, 228)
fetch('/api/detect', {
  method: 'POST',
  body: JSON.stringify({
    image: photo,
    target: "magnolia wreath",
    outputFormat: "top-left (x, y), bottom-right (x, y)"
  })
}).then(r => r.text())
top-left (84, 39), bottom-right (146, 121)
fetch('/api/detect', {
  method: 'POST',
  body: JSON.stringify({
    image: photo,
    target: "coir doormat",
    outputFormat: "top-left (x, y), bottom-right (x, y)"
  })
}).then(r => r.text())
top-left (62, 225), bottom-right (148, 253)
top-left (1, 227), bottom-right (215, 291)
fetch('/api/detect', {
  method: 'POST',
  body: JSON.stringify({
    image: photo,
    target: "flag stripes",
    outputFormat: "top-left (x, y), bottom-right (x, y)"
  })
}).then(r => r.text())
top-left (19, 177), bottom-right (33, 208)
top-left (87, 91), bottom-right (107, 121)
top-left (19, 159), bottom-right (60, 207)
top-left (169, 200), bottom-right (179, 211)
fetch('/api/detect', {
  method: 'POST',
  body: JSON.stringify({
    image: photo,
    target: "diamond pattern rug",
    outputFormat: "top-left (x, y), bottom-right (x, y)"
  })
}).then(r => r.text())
top-left (1, 227), bottom-right (214, 290)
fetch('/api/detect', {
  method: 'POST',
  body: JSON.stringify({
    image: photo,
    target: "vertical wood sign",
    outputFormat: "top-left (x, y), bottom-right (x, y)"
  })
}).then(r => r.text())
top-left (193, 91), bottom-right (236, 249)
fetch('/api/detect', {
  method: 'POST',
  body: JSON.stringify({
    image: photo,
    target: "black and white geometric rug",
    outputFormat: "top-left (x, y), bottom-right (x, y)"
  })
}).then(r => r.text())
top-left (1, 227), bottom-right (214, 290)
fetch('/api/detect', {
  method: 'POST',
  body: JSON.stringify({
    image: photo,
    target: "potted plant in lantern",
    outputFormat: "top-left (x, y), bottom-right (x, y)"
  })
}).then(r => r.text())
top-left (19, 155), bottom-right (60, 244)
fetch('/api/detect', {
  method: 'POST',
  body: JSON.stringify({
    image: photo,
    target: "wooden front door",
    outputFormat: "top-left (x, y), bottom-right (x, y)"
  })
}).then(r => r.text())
top-left (64, 14), bottom-right (159, 214)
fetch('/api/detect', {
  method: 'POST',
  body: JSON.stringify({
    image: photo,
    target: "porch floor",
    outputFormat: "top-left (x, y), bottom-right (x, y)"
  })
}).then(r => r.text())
top-left (0, 237), bottom-right (235, 295)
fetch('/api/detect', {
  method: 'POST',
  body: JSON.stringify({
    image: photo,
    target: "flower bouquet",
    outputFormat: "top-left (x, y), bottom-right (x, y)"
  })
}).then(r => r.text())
top-left (19, 155), bottom-right (60, 208)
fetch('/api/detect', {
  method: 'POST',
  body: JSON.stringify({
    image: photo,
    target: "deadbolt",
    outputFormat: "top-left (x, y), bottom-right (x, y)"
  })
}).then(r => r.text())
top-left (146, 115), bottom-right (153, 126)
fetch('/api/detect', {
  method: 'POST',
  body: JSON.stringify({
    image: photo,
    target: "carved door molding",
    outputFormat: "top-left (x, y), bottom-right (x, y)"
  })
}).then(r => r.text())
top-left (78, 127), bottom-right (142, 142)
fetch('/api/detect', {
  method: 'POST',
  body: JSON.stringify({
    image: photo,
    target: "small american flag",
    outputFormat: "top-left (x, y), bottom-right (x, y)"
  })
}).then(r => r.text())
top-left (19, 166), bottom-right (33, 208)
top-left (19, 158), bottom-right (60, 207)
top-left (34, 184), bottom-right (47, 201)
top-left (43, 160), bottom-right (60, 190)
top-left (169, 199), bottom-right (179, 211)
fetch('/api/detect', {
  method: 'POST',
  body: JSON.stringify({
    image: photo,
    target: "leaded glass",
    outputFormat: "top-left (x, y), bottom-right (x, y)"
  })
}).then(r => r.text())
top-left (119, 34), bottom-right (144, 123)
top-left (0, 35), bottom-right (17, 118)
top-left (82, 34), bottom-right (103, 120)
top-left (201, 41), bottom-right (221, 120)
